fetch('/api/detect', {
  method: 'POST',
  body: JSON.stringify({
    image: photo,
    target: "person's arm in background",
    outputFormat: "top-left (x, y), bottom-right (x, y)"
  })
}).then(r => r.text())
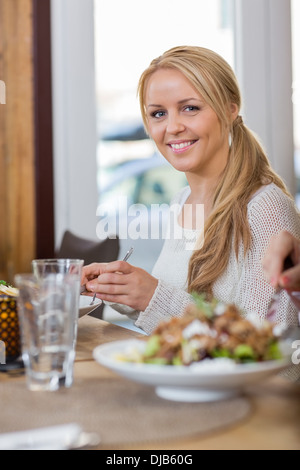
top-left (263, 230), bottom-right (300, 292)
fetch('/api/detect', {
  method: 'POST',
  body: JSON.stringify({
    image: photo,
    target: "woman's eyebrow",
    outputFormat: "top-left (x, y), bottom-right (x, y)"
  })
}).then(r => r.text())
top-left (147, 97), bottom-right (202, 108)
top-left (147, 104), bottom-right (162, 108)
top-left (178, 98), bottom-right (202, 104)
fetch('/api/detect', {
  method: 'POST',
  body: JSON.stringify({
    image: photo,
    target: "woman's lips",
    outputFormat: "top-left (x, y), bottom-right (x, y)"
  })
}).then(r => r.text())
top-left (168, 140), bottom-right (197, 153)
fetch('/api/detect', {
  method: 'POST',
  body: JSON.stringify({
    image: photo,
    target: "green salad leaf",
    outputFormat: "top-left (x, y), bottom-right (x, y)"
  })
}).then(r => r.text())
top-left (233, 344), bottom-right (256, 363)
top-left (211, 348), bottom-right (232, 359)
top-left (264, 342), bottom-right (283, 361)
top-left (191, 292), bottom-right (216, 319)
top-left (144, 335), bottom-right (161, 358)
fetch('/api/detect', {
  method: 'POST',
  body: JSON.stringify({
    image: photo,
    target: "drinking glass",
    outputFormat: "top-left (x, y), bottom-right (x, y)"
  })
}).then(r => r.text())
top-left (32, 258), bottom-right (83, 279)
top-left (32, 258), bottom-right (83, 353)
top-left (15, 270), bottom-right (81, 391)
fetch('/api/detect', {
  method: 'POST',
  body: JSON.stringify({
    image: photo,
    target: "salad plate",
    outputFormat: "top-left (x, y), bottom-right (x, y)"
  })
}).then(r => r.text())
top-left (93, 339), bottom-right (291, 402)
top-left (79, 295), bottom-right (102, 318)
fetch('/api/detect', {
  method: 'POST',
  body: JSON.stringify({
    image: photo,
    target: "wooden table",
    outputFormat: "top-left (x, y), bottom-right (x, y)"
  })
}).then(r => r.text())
top-left (1, 315), bottom-right (300, 450)
top-left (77, 316), bottom-right (300, 450)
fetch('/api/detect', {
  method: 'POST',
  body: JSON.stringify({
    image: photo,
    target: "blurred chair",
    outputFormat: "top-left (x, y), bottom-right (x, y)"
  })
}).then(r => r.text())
top-left (56, 230), bottom-right (120, 319)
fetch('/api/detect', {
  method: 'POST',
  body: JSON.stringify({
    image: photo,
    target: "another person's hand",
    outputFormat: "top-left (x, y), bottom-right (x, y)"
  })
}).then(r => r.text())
top-left (263, 231), bottom-right (300, 291)
top-left (81, 261), bottom-right (158, 311)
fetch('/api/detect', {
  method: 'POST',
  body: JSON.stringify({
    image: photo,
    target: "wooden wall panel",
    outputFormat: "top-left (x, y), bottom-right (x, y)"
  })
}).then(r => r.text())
top-left (0, 0), bottom-right (36, 283)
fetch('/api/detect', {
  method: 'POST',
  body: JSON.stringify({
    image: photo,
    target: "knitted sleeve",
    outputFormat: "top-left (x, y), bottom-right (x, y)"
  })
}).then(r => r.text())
top-left (230, 185), bottom-right (300, 328)
top-left (221, 185), bottom-right (300, 383)
top-left (135, 279), bottom-right (192, 333)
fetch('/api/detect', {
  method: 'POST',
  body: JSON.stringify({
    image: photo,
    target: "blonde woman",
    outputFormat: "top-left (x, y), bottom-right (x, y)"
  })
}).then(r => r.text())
top-left (82, 46), bottom-right (300, 336)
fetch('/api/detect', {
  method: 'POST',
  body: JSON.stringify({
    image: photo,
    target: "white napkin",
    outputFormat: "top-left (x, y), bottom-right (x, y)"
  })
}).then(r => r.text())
top-left (0, 423), bottom-right (82, 450)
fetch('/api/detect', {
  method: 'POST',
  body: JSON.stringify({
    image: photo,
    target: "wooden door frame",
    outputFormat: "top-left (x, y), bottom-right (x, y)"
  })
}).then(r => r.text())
top-left (33, 0), bottom-right (55, 258)
top-left (33, 0), bottom-right (54, 258)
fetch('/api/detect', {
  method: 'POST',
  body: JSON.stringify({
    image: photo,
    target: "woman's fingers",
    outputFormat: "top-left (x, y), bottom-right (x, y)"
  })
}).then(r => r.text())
top-left (81, 262), bottom-right (108, 283)
top-left (101, 260), bottom-right (133, 274)
top-left (87, 272), bottom-right (129, 290)
top-left (263, 231), bottom-right (300, 289)
top-left (84, 264), bottom-right (158, 311)
top-left (278, 266), bottom-right (300, 291)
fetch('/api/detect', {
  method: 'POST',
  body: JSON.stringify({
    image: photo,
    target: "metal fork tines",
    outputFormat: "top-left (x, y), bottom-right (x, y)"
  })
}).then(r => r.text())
top-left (266, 289), bottom-right (281, 323)
top-left (89, 293), bottom-right (98, 306)
top-left (266, 256), bottom-right (294, 324)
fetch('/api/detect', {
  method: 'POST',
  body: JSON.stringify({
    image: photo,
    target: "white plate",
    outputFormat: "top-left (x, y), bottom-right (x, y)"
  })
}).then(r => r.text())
top-left (79, 295), bottom-right (102, 318)
top-left (93, 339), bottom-right (291, 402)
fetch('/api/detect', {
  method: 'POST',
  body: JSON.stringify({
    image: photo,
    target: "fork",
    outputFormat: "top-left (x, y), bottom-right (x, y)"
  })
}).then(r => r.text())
top-left (266, 289), bottom-right (281, 323)
top-left (266, 256), bottom-right (300, 339)
top-left (266, 256), bottom-right (294, 323)
top-left (89, 247), bottom-right (134, 305)
top-left (122, 246), bottom-right (134, 263)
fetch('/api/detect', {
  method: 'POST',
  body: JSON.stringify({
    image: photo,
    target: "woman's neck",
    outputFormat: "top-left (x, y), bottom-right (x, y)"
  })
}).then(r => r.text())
top-left (178, 175), bottom-right (219, 230)
top-left (187, 172), bottom-right (219, 210)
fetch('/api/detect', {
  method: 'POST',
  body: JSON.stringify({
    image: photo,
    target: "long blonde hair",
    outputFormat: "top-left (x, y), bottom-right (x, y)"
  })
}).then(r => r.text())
top-left (138, 46), bottom-right (292, 298)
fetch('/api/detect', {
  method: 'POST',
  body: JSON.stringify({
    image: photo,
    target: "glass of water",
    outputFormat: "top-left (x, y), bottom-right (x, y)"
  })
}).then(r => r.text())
top-left (15, 270), bottom-right (82, 391)
top-left (32, 258), bottom-right (83, 279)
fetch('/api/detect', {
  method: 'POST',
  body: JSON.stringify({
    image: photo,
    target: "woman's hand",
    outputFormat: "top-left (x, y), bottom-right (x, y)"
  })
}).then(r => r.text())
top-left (81, 261), bottom-right (158, 311)
top-left (263, 230), bottom-right (300, 291)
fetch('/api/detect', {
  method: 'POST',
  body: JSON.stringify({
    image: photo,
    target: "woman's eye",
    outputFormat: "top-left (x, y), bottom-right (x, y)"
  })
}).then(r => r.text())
top-left (184, 106), bottom-right (199, 112)
top-left (151, 110), bottom-right (166, 119)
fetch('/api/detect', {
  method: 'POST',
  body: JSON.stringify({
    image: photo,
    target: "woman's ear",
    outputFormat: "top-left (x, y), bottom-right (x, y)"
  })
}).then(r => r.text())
top-left (230, 103), bottom-right (239, 122)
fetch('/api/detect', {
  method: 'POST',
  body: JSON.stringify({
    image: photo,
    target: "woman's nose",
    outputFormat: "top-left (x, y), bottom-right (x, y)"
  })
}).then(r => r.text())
top-left (166, 114), bottom-right (185, 134)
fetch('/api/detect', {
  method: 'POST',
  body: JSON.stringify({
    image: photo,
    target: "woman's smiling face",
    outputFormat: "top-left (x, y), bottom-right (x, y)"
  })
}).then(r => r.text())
top-left (145, 68), bottom-right (231, 178)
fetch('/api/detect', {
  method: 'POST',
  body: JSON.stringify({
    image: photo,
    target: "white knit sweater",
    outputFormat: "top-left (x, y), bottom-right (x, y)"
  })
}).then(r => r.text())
top-left (133, 183), bottom-right (300, 332)
top-left (113, 183), bottom-right (300, 335)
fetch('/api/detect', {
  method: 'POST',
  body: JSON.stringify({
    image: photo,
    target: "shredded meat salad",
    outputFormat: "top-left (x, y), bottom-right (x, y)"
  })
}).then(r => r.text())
top-left (0, 280), bottom-right (18, 297)
top-left (123, 294), bottom-right (283, 366)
